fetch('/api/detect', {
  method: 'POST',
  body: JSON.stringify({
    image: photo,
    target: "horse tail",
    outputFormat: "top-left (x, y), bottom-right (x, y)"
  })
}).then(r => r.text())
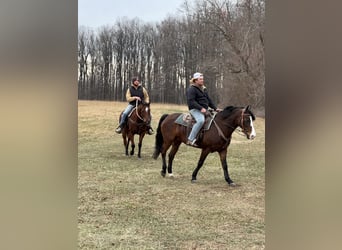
top-left (153, 114), bottom-right (168, 159)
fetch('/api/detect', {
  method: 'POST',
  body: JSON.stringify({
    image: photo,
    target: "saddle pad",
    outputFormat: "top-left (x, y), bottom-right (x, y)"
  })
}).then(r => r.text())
top-left (174, 113), bottom-right (215, 131)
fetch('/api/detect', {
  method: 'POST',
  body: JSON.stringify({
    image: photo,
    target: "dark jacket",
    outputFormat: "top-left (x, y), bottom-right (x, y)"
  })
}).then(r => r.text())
top-left (126, 84), bottom-right (150, 105)
top-left (186, 84), bottom-right (217, 111)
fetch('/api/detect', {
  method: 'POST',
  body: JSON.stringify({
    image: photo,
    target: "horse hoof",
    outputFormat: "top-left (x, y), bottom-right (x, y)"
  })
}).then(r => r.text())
top-left (168, 173), bottom-right (174, 178)
top-left (191, 179), bottom-right (197, 183)
top-left (229, 182), bottom-right (236, 187)
top-left (161, 171), bottom-right (166, 177)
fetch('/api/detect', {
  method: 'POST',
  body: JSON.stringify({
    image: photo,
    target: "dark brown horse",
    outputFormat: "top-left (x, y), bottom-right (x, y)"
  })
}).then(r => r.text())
top-left (153, 105), bottom-right (256, 186)
top-left (120, 102), bottom-right (152, 158)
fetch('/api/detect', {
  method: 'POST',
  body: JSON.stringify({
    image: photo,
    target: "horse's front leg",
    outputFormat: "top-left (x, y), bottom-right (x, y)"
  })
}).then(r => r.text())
top-left (191, 149), bottom-right (210, 183)
top-left (129, 134), bottom-right (135, 156)
top-left (122, 133), bottom-right (129, 156)
top-left (218, 149), bottom-right (235, 186)
top-left (137, 133), bottom-right (145, 158)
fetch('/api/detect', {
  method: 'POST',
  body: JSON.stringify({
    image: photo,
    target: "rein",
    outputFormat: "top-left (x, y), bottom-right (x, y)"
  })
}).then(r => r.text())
top-left (128, 117), bottom-right (147, 127)
top-left (135, 99), bottom-right (145, 121)
top-left (207, 111), bottom-right (229, 142)
top-left (128, 100), bottom-right (149, 127)
top-left (212, 119), bottom-right (229, 142)
top-left (210, 109), bottom-right (248, 140)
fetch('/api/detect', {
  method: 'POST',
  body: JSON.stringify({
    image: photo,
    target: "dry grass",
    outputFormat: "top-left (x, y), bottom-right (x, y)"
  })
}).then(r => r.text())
top-left (78, 100), bottom-right (265, 249)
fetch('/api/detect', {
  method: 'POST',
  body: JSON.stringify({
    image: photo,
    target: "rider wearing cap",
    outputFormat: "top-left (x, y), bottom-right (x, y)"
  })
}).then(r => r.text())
top-left (186, 72), bottom-right (219, 146)
top-left (115, 77), bottom-right (153, 135)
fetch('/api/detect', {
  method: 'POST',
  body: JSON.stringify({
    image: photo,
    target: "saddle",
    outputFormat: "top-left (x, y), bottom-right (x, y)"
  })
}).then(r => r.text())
top-left (174, 111), bottom-right (216, 130)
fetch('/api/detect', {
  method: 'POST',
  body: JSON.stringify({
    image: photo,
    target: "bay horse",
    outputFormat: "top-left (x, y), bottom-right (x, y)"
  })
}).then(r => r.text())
top-left (153, 105), bottom-right (256, 186)
top-left (120, 102), bottom-right (152, 158)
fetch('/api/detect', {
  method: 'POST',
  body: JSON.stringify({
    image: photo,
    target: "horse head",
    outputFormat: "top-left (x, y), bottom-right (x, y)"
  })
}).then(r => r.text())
top-left (137, 102), bottom-right (151, 123)
top-left (240, 105), bottom-right (256, 140)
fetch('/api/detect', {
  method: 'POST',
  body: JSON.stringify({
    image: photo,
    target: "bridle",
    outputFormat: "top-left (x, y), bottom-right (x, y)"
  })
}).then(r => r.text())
top-left (237, 109), bottom-right (254, 136)
top-left (239, 109), bottom-right (247, 133)
top-left (134, 99), bottom-right (149, 123)
top-left (210, 108), bottom-right (251, 139)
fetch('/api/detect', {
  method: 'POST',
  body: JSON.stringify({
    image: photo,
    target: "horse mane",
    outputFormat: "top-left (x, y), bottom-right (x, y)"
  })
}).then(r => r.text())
top-left (220, 106), bottom-right (256, 120)
top-left (220, 106), bottom-right (239, 119)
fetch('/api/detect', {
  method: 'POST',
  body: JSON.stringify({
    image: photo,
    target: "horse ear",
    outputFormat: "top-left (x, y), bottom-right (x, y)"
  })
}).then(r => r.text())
top-left (245, 105), bottom-right (250, 111)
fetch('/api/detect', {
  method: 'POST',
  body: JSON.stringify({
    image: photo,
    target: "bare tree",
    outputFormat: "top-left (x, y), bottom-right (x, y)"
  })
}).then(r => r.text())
top-left (198, 0), bottom-right (265, 109)
top-left (78, 27), bottom-right (90, 99)
top-left (97, 27), bottom-right (114, 100)
top-left (78, 0), bottom-right (265, 113)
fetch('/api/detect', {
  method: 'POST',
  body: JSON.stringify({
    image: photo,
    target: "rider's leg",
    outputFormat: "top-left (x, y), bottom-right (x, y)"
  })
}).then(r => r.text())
top-left (116, 104), bottom-right (135, 133)
top-left (187, 109), bottom-right (204, 145)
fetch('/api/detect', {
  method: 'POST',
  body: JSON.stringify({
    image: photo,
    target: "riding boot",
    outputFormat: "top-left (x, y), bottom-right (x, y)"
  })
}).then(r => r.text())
top-left (115, 126), bottom-right (122, 134)
top-left (186, 138), bottom-right (199, 147)
top-left (147, 126), bottom-right (154, 135)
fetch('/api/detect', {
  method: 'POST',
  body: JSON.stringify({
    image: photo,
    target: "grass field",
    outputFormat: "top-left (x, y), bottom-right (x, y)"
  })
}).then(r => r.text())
top-left (78, 100), bottom-right (265, 249)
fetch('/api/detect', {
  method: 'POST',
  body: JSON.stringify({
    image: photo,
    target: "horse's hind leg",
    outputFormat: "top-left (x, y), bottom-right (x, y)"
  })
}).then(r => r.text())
top-left (161, 150), bottom-right (168, 177)
top-left (161, 142), bottom-right (172, 177)
top-left (191, 149), bottom-right (210, 183)
top-left (167, 141), bottom-right (181, 177)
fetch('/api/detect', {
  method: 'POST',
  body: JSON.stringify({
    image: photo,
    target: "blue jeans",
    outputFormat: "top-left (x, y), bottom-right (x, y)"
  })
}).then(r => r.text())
top-left (119, 104), bottom-right (135, 127)
top-left (188, 109), bottom-right (205, 142)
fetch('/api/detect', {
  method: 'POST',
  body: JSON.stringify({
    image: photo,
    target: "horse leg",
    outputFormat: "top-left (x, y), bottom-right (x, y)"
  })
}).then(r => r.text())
top-left (218, 149), bottom-right (235, 186)
top-left (160, 141), bottom-right (172, 177)
top-left (191, 149), bottom-right (210, 183)
top-left (122, 133), bottom-right (129, 156)
top-left (137, 133), bottom-right (145, 158)
top-left (126, 139), bottom-right (131, 156)
top-left (167, 142), bottom-right (181, 177)
top-left (130, 134), bottom-right (135, 156)
top-left (161, 152), bottom-right (167, 177)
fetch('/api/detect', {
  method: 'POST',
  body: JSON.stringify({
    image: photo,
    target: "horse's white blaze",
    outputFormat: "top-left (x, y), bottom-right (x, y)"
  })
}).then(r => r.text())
top-left (145, 107), bottom-right (149, 112)
top-left (250, 116), bottom-right (256, 139)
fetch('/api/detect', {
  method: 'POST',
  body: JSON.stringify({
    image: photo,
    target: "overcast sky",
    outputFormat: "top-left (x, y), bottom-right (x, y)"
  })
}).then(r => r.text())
top-left (78, 0), bottom-right (187, 28)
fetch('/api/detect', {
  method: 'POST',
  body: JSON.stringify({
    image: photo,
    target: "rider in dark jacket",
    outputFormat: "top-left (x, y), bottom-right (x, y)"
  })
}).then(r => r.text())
top-left (186, 72), bottom-right (219, 146)
top-left (115, 77), bottom-right (153, 135)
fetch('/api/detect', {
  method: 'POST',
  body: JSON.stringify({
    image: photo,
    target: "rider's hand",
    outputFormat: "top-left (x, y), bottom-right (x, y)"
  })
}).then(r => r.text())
top-left (135, 96), bottom-right (141, 101)
top-left (216, 108), bottom-right (222, 112)
top-left (200, 108), bottom-right (207, 113)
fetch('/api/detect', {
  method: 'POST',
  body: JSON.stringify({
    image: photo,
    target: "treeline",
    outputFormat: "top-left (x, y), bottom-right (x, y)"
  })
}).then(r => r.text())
top-left (78, 0), bottom-right (265, 111)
